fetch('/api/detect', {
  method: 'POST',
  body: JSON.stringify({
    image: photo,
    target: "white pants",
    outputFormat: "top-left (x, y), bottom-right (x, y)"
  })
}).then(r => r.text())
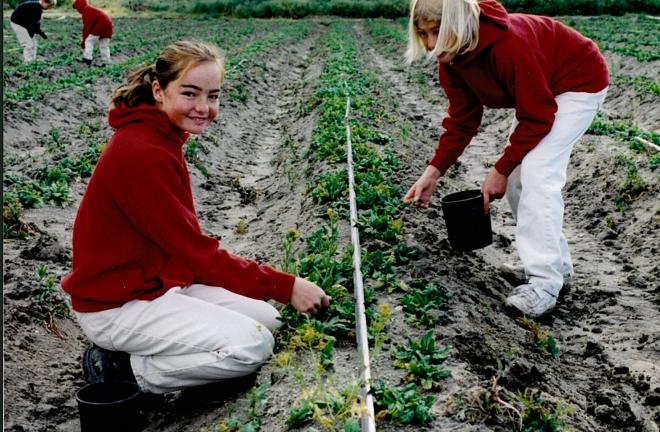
top-left (75, 284), bottom-right (281, 394)
top-left (83, 35), bottom-right (111, 62)
top-left (505, 88), bottom-right (608, 292)
top-left (11, 22), bottom-right (37, 63)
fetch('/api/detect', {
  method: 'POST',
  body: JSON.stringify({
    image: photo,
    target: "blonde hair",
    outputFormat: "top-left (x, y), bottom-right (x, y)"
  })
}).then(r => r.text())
top-left (111, 40), bottom-right (225, 109)
top-left (406, 0), bottom-right (481, 64)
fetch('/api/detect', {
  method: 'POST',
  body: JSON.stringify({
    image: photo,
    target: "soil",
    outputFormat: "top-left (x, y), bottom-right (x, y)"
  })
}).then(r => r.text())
top-left (3, 17), bottom-right (659, 432)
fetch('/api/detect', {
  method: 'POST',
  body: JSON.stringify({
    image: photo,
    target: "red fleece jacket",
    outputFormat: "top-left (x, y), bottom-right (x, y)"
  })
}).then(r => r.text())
top-left (73, 0), bottom-right (113, 47)
top-left (61, 104), bottom-right (295, 312)
top-left (430, 0), bottom-right (609, 176)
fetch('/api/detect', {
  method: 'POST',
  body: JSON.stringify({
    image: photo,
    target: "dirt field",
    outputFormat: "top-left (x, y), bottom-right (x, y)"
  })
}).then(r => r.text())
top-left (3, 16), bottom-right (659, 432)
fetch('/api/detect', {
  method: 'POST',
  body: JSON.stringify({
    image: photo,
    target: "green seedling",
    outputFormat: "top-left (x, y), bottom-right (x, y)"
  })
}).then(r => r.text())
top-left (184, 137), bottom-right (210, 177)
top-left (393, 331), bottom-right (451, 390)
top-left (228, 83), bottom-right (249, 103)
top-left (34, 264), bottom-right (69, 319)
top-left (47, 127), bottom-right (66, 153)
top-left (613, 155), bottom-right (647, 212)
top-left (372, 380), bottom-right (436, 426)
top-left (516, 389), bottom-right (572, 432)
top-left (214, 383), bottom-right (268, 432)
top-left (401, 280), bottom-right (447, 327)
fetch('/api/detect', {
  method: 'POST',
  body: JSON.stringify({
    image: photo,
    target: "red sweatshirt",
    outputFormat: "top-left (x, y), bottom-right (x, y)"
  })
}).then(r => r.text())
top-left (61, 104), bottom-right (295, 312)
top-left (72, 0), bottom-right (113, 48)
top-left (430, 0), bottom-right (609, 177)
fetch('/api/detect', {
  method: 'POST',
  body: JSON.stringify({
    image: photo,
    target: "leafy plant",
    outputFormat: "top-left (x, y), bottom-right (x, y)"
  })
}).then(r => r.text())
top-left (372, 380), bottom-right (436, 426)
top-left (215, 383), bottom-right (268, 432)
top-left (516, 389), bottom-right (571, 432)
top-left (393, 331), bottom-right (451, 390)
top-left (401, 279), bottom-right (447, 327)
top-left (613, 155), bottom-right (648, 212)
top-left (286, 384), bottom-right (361, 429)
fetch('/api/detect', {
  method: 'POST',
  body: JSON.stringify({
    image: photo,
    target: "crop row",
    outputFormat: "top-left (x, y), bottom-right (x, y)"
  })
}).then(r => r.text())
top-left (3, 19), bottom-right (314, 240)
top-left (559, 14), bottom-right (660, 62)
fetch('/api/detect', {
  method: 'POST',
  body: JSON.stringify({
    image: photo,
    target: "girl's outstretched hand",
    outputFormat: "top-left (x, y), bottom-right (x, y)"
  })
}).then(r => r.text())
top-left (403, 165), bottom-right (441, 208)
top-left (291, 277), bottom-right (331, 316)
top-left (481, 167), bottom-right (508, 214)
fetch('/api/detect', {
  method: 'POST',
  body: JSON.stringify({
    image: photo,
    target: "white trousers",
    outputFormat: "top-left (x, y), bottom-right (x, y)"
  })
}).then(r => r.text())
top-left (83, 35), bottom-right (111, 62)
top-left (75, 284), bottom-right (281, 394)
top-left (10, 22), bottom-right (37, 63)
top-left (505, 88), bottom-right (608, 292)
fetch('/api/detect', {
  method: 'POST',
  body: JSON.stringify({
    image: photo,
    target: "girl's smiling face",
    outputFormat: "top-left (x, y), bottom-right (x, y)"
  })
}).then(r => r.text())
top-left (152, 61), bottom-right (222, 134)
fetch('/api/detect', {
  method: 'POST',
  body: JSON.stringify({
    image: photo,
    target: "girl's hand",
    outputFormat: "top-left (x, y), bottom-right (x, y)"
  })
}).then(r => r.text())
top-left (291, 277), bottom-right (331, 316)
top-left (481, 167), bottom-right (508, 214)
top-left (403, 165), bottom-right (441, 208)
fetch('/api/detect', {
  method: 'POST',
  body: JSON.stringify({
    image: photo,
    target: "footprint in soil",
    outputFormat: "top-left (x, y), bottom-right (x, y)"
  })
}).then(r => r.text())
top-left (588, 388), bottom-right (644, 431)
top-left (19, 233), bottom-right (70, 263)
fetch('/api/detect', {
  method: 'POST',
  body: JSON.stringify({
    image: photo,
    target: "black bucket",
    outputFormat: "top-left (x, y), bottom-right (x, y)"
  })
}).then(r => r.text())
top-left (440, 189), bottom-right (492, 251)
top-left (76, 381), bottom-right (145, 432)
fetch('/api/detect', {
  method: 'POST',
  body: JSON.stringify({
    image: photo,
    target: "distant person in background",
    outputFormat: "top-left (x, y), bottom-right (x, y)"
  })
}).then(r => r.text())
top-left (72, 0), bottom-right (113, 66)
top-left (403, 0), bottom-right (609, 317)
top-left (61, 40), bottom-right (330, 395)
top-left (10, 0), bottom-right (56, 63)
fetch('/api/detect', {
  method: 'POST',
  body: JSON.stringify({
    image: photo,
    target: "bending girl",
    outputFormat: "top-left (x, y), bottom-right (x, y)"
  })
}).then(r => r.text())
top-left (404, 0), bottom-right (608, 317)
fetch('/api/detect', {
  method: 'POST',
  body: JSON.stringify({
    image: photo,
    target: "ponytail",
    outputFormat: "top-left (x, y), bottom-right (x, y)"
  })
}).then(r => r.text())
top-left (110, 63), bottom-right (157, 109)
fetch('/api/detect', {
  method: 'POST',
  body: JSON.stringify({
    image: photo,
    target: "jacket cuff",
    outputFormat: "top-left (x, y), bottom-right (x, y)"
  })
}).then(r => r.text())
top-left (428, 154), bottom-right (453, 177)
top-left (264, 267), bottom-right (295, 304)
top-left (494, 157), bottom-right (516, 177)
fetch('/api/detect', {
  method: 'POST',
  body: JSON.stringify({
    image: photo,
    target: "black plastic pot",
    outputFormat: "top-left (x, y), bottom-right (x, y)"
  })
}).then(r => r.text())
top-left (440, 189), bottom-right (492, 251)
top-left (76, 381), bottom-right (145, 432)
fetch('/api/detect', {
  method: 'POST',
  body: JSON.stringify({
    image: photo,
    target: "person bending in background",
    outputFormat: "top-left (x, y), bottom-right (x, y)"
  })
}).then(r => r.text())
top-left (61, 40), bottom-right (330, 394)
top-left (403, 0), bottom-right (609, 317)
top-left (72, 0), bottom-right (113, 66)
top-left (10, 0), bottom-right (56, 63)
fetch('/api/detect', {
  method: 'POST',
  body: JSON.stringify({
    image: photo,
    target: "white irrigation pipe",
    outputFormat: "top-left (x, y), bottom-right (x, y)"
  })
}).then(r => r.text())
top-left (344, 96), bottom-right (377, 432)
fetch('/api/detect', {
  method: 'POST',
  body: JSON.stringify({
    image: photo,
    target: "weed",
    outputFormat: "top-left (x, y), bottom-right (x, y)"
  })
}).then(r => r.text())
top-left (605, 215), bottom-right (616, 230)
top-left (3, 193), bottom-right (33, 239)
top-left (519, 318), bottom-right (561, 359)
top-left (280, 228), bottom-right (300, 275)
top-left (234, 220), bottom-right (248, 235)
top-left (400, 120), bottom-right (411, 143)
top-left (286, 383), bottom-right (361, 429)
top-left (34, 264), bottom-right (69, 318)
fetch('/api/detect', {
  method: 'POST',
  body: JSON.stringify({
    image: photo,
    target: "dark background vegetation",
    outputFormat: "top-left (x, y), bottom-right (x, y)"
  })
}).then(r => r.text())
top-left (4, 0), bottom-right (660, 17)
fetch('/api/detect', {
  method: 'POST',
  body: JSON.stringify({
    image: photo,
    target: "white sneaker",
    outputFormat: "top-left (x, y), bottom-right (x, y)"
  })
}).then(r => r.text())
top-left (505, 283), bottom-right (559, 317)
